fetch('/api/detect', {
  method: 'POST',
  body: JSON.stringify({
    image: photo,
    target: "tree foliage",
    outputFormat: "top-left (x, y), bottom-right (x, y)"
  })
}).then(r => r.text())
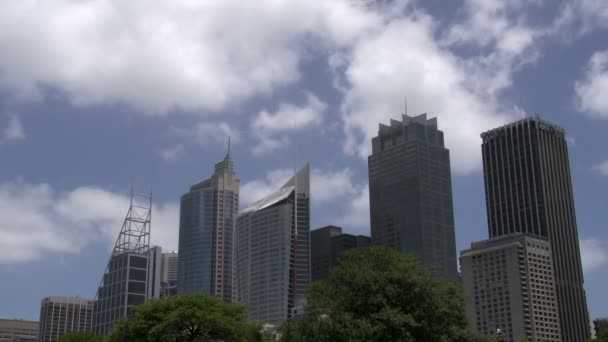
top-left (108, 293), bottom-right (264, 342)
top-left (280, 246), bottom-right (474, 342)
top-left (58, 332), bottom-right (104, 342)
top-left (596, 330), bottom-right (608, 342)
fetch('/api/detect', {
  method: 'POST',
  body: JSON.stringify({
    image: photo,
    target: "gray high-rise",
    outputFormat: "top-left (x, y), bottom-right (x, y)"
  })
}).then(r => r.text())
top-left (177, 148), bottom-right (239, 303)
top-left (368, 114), bottom-right (457, 278)
top-left (236, 164), bottom-right (310, 325)
top-left (481, 117), bottom-right (589, 341)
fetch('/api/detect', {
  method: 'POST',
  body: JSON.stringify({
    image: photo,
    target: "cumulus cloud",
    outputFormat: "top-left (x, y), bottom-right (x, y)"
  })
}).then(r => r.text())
top-left (251, 93), bottom-right (327, 156)
top-left (2, 116), bottom-right (26, 143)
top-left (240, 167), bottom-right (356, 207)
top-left (575, 50), bottom-right (608, 118)
top-left (0, 181), bottom-right (178, 264)
top-left (592, 160), bottom-right (608, 176)
top-left (580, 237), bottom-right (608, 273)
top-left (170, 122), bottom-right (239, 146)
top-left (0, 0), bottom-right (379, 114)
top-left (338, 13), bottom-right (520, 173)
top-left (158, 144), bottom-right (184, 162)
top-left (336, 186), bottom-right (370, 235)
top-left (553, 0), bottom-right (608, 36)
top-left (240, 167), bottom-right (369, 232)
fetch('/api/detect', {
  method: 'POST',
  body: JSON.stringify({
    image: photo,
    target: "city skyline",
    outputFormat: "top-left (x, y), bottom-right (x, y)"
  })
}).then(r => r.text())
top-left (0, 0), bottom-right (607, 327)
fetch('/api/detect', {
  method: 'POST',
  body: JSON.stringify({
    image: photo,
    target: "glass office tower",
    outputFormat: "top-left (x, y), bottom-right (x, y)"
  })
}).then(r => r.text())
top-left (177, 147), bottom-right (239, 303)
top-left (481, 117), bottom-right (590, 341)
top-left (368, 114), bottom-right (458, 278)
top-left (236, 164), bottom-right (310, 325)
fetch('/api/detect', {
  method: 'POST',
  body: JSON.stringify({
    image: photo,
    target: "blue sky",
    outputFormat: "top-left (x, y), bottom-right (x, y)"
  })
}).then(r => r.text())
top-left (1, 0), bottom-right (607, 321)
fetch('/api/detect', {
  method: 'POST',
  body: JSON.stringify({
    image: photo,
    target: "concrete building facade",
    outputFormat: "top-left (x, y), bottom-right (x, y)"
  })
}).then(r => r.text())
top-left (368, 114), bottom-right (458, 278)
top-left (38, 297), bottom-right (94, 342)
top-left (461, 234), bottom-right (561, 342)
top-left (311, 225), bottom-right (370, 282)
top-left (0, 319), bottom-right (38, 342)
top-left (177, 148), bottom-right (239, 303)
top-left (481, 117), bottom-right (589, 341)
top-left (236, 164), bottom-right (310, 325)
top-left (160, 251), bottom-right (178, 298)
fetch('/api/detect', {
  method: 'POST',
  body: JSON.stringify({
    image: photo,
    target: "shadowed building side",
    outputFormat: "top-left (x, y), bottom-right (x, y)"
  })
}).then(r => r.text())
top-left (368, 114), bottom-right (458, 279)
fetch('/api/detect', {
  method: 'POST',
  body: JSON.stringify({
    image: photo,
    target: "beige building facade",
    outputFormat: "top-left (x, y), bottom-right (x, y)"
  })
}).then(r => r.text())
top-left (0, 319), bottom-right (38, 341)
top-left (461, 234), bottom-right (561, 342)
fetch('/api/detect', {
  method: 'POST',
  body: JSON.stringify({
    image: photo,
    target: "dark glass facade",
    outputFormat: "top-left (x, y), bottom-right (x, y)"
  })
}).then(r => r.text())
top-left (236, 164), bottom-right (310, 324)
top-left (177, 151), bottom-right (239, 303)
top-left (178, 190), bottom-right (215, 294)
top-left (311, 225), bottom-right (371, 282)
top-left (368, 114), bottom-right (458, 279)
top-left (481, 117), bottom-right (590, 341)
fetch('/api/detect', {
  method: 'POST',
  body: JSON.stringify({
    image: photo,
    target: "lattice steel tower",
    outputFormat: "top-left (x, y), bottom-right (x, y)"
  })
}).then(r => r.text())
top-left (92, 189), bottom-right (161, 336)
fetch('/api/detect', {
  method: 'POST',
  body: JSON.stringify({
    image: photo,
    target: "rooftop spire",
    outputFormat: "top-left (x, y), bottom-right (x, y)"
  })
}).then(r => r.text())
top-left (225, 136), bottom-right (231, 159)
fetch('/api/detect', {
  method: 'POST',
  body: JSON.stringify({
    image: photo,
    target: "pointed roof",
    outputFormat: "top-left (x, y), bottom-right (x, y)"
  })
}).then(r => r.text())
top-left (241, 163), bottom-right (310, 214)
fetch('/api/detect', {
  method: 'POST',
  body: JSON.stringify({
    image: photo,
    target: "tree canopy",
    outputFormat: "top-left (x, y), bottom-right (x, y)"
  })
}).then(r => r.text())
top-left (108, 293), bottom-right (264, 342)
top-left (280, 246), bottom-right (476, 342)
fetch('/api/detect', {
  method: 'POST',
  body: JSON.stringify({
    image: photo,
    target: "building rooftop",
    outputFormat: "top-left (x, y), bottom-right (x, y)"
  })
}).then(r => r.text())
top-left (480, 115), bottom-right (565, 138)
top-left (378, 113), bottom-right (437, 134)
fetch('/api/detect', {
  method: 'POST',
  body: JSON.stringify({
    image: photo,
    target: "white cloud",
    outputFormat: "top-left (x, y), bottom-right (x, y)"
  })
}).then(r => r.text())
top-left (0, 180), bottom-right (178, 264)
top-left (170, 121), bottom-right (239, 146)
top-left (338, 13), bottom-right (520, 173)
top-left (240, 169), bottom-right (293, 208)
top-left (580, 237), bottom-right (608, 273)
top-left (2, 116), bottom-right (26, 143)
top-left (0, 1), bottom-right (379, 114)
top-left (336, 186), bottom-right (370, 235)
top-left (575, 50), bottom-right (608, 118)
top-left (553, 0), bottom-right (608, 36)
top-left (251, 93), bottom-right (327, 156)
top-left (240, 167), bottom-right (369, 233)
top-left (593, 160), bottom-right (608, 176)
top-left (251, 136), bottom-right (290, 157)
top-left (158, 144), bottom-right (184, 162)
top-left (240, 167), bottom-right (357, 206)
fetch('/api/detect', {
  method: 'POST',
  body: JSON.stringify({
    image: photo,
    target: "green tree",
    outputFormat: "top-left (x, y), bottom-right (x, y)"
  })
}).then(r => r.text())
top-left (280, 246), bottom-right (474, 342)
top-left (108, 293), bottom-right (264, 341)
top-left (58, 332), bottom-right (104, 342)
top-left (596, 330), bottom-right (608, 342)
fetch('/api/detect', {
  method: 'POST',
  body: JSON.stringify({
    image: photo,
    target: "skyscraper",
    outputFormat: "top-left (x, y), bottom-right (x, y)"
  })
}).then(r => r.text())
top-left (160, 251), bottom-right (178, 298)
top-left (236, 164), bottom-right (310, 325)
top-left (177, 146), bottom-right (239, 303)
top-left (461, 234), bottom-right (561, 342)
top-left (39, 297), bottom-right (94, 342)
top-left (92, 192), bottom-right (161, 336)
top-left (310, 225), bottom-right (370, 282)
top-left (368, 113), bottom-right (458, 278)
top-left (481, 117), bottom-right (590, 341)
